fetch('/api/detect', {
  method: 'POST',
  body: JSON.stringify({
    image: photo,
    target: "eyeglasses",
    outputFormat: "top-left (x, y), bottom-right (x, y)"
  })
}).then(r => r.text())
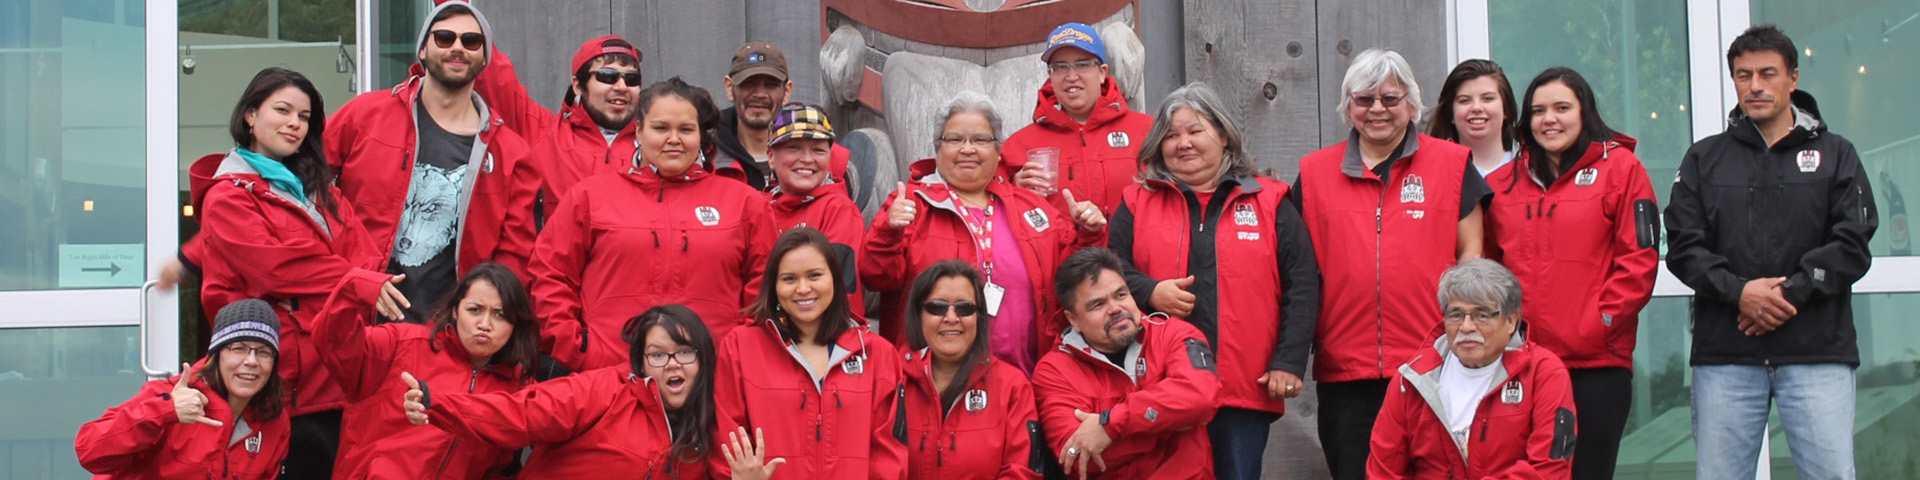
top-left (591, 68), bottom-right (644, 87)
top-left (643, 349), bottom-right (699, 368)
top-left (223, 343), bottom-right (276, 362)
top-left (939, 134), bottom-right (997, 149)
top-left (430, 30), bottom-right (487, 51)
top-left (1351, 93), bottom-right (1406, 109)
top-left (1443, 309), bottom-right (1505, 327)
top-left (922, 300), bottom-right (979, 318)
top-left (1048, 59), bottom-right (1101, 76)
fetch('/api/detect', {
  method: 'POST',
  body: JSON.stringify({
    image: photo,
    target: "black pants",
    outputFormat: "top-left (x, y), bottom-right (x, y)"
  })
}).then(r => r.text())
top-left (280, 409), bottom-right (342, 480)
top-left (1316, 378), bottom-right (1390, 480)
top-left (1569, 367), bottom-right (1633, 480)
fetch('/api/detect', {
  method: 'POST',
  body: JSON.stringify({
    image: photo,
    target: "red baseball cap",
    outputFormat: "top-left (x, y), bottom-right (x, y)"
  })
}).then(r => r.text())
top-left (571, 35), bottom-right (641, 75)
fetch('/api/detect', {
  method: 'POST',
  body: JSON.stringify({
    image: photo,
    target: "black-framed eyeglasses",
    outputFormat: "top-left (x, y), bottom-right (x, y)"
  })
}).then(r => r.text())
top-left (1351, 93), bottom-right (1405, 109)
top-left (643, 349), bottom-right (698, 368)
top-left (430, 30), bottom-right (487, 51)
top-left (223, 342), bottom-right (277, 362)
top-left (591, 69), bottom-right (644, 87)
top-left (921, 300), bottom-right (979, 318)
top-left (1443, 309), bottom-right (1504, 327)
top-left (1047, 59), bottom-right (1101, 76)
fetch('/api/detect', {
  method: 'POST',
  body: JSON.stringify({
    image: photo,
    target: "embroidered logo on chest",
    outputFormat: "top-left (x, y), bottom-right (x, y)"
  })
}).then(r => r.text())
top-left (695, 206), bottom-right (721, 226)
top-left (1575, 168), bottom-right (1599, 186)
top-left (1233, 202), bottom-right (1258, 226)
top-left (1501, 380), bottom-right (1524, 404)
top-left (965, 389), bottom-right (989, 412)
top-left (245, 432), bottom-right (262, 455)
top-left (1400, 175), bottom-right (1426, 204)
top-left (1024, 208), bottom-right (1050, 232)
top-left (842, 355), bottom-right (865, 375)
top-left (1108, 131), bottom-right (1130, 148)
top-left (1797, 150), bottom-right (1821, 173)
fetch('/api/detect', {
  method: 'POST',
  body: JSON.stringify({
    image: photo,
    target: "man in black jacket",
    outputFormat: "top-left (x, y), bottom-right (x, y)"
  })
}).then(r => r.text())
top-left (1666, 24), bottom-right (1876, 480)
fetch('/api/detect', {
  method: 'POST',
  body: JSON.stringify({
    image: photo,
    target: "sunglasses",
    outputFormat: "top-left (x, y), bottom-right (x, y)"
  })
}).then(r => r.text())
top-left (1351, 93), bottom-right (1405, 109)
top-left (591, 68), bottom-right (644, 87)
top-left (921, 300), bottom-right (979, 318)
top-left (430, 30), bottom-right (486, 51)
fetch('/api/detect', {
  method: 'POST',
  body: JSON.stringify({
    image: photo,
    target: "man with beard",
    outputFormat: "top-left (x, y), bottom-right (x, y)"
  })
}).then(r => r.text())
top-left (325, 0), bottom-right (535, 327)
top-left (474, 35), bottom-right (643, 231)
top-left (1032, 247), bottom-right (1222, 480)
top-left (711, 41), bottom-right (852, 193)
top-left (1367, 259), bottom-right (1576, 479)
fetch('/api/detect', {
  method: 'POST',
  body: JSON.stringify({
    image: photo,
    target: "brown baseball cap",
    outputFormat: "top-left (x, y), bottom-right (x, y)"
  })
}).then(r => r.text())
top-left (729, 41), bottom-right (788, 83)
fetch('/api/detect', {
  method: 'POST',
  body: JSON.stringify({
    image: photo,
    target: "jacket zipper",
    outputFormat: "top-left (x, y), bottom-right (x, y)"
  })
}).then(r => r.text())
top-left (1374, 175), bottom-right (1388, 375)
top-left (432, 370), bottom-right (482, 477)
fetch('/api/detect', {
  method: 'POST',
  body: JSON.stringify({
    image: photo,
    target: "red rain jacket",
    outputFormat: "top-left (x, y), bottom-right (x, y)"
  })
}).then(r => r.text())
top-left (189, 151), bottom-right (386, 416)
top-left (314, 270), bottom-right (526, 480)
top-left (1031, 316), bottom-right (1223, 480)
top-left (770, 186), bottom-right (869, 320)
top-left (712, 320), bottom-right (907, 480)
top-left (530, 165), bottom-right (774, 372)
top-left (1368, 331), bottom-right (1578, 479)
top-left (1484, 135), bottom-right (1658, 370)
top-left (1001, 78), bottom-right (1153, 218)
top-left (899, 351), bottom-right (1041, 480)
top-left (76, 358), bottom-right (291, 480)
top-left (473, 48), bottom-right (638, 228)
top-left (424, 365), bottom-right (707, 480)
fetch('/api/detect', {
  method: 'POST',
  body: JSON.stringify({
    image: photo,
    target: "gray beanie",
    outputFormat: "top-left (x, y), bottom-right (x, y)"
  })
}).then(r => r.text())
top-left (416, 1), bottom-right (495, 66)
top-left (209, 299), bottom-right (282, 355)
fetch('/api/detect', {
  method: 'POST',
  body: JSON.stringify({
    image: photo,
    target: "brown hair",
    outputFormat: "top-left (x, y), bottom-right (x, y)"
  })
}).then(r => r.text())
top-left (747, 227), bottom-right (855, 346)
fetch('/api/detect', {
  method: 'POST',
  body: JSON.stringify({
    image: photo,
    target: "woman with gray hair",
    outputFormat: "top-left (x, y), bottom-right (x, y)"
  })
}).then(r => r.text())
top-left (1291, 48), bottom-right (1493, 480)
top-left (1106, 81), bottom-right (1321, 480)
top-left (861, 91), bottom-right (1105, 373)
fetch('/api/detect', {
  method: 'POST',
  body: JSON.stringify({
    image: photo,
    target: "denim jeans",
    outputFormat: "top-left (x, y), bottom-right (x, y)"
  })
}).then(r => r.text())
top-left (1692, 363), bottom-right (1857, 480)
top-left (1207, 407), bottom-right (1279, 480)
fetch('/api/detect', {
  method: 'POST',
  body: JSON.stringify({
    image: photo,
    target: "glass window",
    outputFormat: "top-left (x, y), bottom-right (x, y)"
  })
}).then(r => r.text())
top-left (1490, 0), bottom-right (1693, 213)
top-left (0, 326), bottom-right (142, 479)
top-left (1753, 0), bottom-right (1919, 256)
top-left (0, 0), bottom-right (148, 291)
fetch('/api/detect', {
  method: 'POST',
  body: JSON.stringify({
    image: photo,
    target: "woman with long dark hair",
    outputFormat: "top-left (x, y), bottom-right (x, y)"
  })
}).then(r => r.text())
top-left (1485, 66), bottom-right (1659, 480)
top-left (77, 299), bottom-right (290, 479)
top-left (899, 261), bottom-right (1040, 479)
top-left (311, 262), bottom-right (539, 478)
top-left (401, 305), bottom-right (717, 479)
top-left (185, 66), bottom-right (395, 478)
top-left (1427, 59), bottom-right (1519, 176)
top-left (530, 76), bottom-right (775, 372)
top-left (714, 227), bottom-right (907, 480)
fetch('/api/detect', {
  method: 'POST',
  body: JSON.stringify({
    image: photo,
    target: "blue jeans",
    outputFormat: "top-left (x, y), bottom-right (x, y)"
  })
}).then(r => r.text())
top-left (1207, 406), bottom-right (1278, 480)
top-left (1692, 364), bottom-right (1857, 480)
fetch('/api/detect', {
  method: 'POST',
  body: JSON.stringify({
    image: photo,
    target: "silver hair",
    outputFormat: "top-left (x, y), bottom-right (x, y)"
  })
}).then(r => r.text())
top-left (1436, 259), bottom-right (1522, 318)
top-left (931, 90), bottom-right (1004, 152)
top-left (1137, 82), bottom-right (1257, 189)
top-left (1337, 49), bottom-right (1426, 125)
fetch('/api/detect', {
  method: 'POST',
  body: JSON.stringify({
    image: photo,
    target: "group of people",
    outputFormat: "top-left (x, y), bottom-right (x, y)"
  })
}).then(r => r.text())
top-left (73, 0), bottom-right (1875, 478)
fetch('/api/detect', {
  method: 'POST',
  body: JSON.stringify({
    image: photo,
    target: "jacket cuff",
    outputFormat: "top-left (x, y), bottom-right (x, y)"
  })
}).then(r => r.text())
top-left (1781, 272), bottom-right (1814, 307)
top-left (176, 250), bottom-right (201, 276)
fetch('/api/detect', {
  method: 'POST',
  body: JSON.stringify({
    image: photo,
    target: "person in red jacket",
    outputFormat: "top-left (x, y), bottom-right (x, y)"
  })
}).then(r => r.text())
top-left (1293, 49), bottom-right (1493, 480)
top-left (1368, 259), bottom-right (1577, 479)
top-left (862, 91), bottom-right (1106, 371)
top-left (713, 228), bottom-right (907, 480)
top-left (77, 299), bottom-right (291, 480)
top-left (766, 103), bottom-right (868, 321)
top-left (530, 76), bottom-right (775, 371)
top-left (1002, 22), bottom-right (1154, 218)
top-left (1033, 247), bottom-right (1223, 480)
top-left (312, 262), bottom-right (539, 479)
top-left (473, 35), bottom-right (643, 231)
top-left (1108, 82), bottom-right (1320, 480)
top-left (402, 305), bottom-right (717, 479)
top-left (323, 1), bottom-right (538, 325)
top-left (899, 261), bottom-right (1042, 479)
top-left (1484, 67), bottom-right (1658, 480)
top-left (710, 41), bottom-right (854, 195)
top-left (189, 67), bottom-right (391, 480)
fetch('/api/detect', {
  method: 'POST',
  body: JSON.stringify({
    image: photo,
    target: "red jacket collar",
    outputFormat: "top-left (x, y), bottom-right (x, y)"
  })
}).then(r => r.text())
top-left (431, 327), bottom-right (523, 379)
top-left (1513, 132), bottom-right (1638, 187)
top-left (1030, 77), bottom-right (1132, 131)
top-left (622, 162), bottom-right (716, 187)
top-left (902, 348), bottom-right (996, 388)
top-left (755, 317), bottom-right (874, 357)
top-left (770, 184), bottom-right (849, 214)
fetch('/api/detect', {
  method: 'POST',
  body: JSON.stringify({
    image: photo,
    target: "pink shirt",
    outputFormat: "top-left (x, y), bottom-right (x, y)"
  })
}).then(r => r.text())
top-left (967, 203), bottom-right (1037, 373)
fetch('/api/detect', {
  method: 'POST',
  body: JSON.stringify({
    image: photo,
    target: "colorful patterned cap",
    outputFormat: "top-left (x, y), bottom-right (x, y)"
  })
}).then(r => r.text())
top-left (769, 104), bottom-right (835, 147)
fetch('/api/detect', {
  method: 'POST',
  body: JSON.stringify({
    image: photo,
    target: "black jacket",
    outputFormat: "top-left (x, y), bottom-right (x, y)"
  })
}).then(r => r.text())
top-left (1666, 90), bottom-right (1877, 366)
top-left (711, 107), bottom-right (774, 191)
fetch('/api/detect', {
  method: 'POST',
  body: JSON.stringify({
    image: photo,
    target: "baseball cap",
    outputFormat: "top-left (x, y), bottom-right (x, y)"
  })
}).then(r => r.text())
top-left (769, 104), bottom-right (835, 147)
top-left (1043, 22), bottom-right (1106, 64)
top-left (571, 35), bottom-right (641, 75)
top-left (729, 41), bottom-right (789, 83)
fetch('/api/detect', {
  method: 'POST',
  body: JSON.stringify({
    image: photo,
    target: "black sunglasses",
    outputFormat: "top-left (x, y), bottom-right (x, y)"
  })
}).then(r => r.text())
top-left (591, 68), bottom-right (644, 87)
top-left (430, 30), bottom-right (486, 51)
top-left (921, 300), bottom-right (979, 318)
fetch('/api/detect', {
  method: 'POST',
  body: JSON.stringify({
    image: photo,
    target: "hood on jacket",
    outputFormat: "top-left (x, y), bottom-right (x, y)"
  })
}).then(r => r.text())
top-left (189, 153), bottom-right (229, 210)
top-left (1726, 89), bottom-right (1826, 148)
top-left (1030, 76), bottom-right (1132, 130)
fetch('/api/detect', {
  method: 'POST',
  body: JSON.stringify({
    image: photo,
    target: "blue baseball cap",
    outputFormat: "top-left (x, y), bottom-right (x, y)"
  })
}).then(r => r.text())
top-left (1043, 23), bottom-right (1106, 64)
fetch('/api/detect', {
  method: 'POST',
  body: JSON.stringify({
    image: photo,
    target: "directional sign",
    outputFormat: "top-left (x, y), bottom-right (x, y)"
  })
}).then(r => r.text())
top-left (58, 243), bottom-right (145, 288)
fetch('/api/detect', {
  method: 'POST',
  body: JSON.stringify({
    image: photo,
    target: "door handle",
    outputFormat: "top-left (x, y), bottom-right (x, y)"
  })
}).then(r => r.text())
top-left (137, 280), bottom-right (173, 379)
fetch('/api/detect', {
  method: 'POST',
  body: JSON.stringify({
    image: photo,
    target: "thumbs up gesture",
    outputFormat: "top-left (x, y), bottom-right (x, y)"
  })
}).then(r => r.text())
top-left (1063, 189), bottom-right (1105, 232)
top-left (886, 182), bottom-right (918, 230)
top-left (173, 363), bottom-right (224, 427)
top-left (1152, 275), bottom-right (1198, 318)
top-left (401, 372), bottom-right (430, 426)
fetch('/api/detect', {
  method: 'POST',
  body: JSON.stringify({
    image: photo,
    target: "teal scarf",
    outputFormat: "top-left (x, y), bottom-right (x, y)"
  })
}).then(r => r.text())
top-left (235, 147), bottom-right (308, 205)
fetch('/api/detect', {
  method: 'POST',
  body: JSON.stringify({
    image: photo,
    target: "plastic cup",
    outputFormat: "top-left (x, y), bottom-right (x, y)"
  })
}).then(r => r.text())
top-left (1026, 147), bottom-right (1060, 195)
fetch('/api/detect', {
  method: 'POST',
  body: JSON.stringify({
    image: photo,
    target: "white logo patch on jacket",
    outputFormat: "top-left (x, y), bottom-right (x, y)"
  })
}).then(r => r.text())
top-left (1502, 380), bottom-right (1524, 404)
top-left (1108, 131), bottom-right (1130, 148)
top-left (1024, 208), bottom-right (1050, 232)
top-left (1400, 175), bottom-right (1426, 204)
top-left (1797, 150), bottom-right (1821, 173)
top-left (1575, 168), bottom-right (1599, 186)
top-left (1233, 203), bottom-right (1258, 226)
top-left (965, 389), bottom-right (989, 412)
top-left (695, 206), bottom-right (721, 226)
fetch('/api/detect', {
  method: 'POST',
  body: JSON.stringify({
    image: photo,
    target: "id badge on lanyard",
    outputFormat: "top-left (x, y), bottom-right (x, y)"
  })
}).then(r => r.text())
top-left (960, 203), bottom-right (1007, 316)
